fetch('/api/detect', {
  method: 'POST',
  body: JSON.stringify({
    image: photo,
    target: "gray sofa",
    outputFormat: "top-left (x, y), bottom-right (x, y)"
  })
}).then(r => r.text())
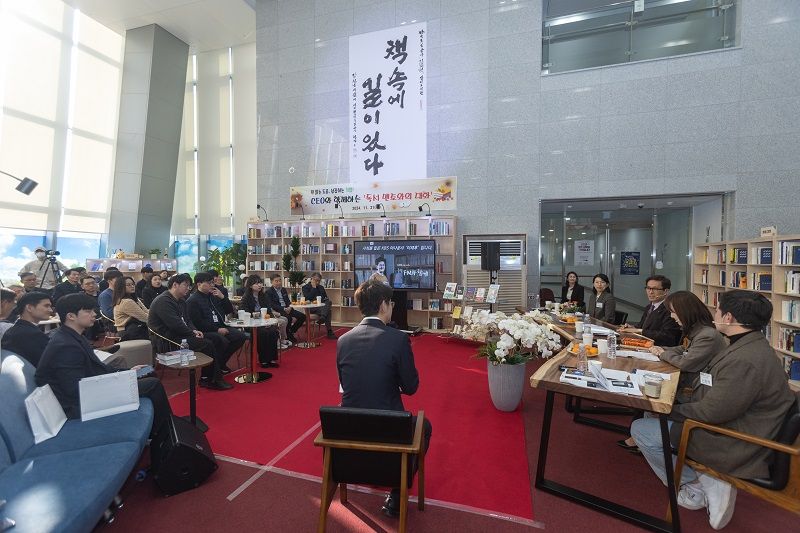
top-left (0, 350), bottom-right (153, 532)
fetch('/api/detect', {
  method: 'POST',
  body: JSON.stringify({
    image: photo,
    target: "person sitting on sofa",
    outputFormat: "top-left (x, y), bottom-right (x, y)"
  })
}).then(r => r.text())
top-left (98, 270), bottom-right (124, 318)
top-left (112, 276), bottom-right (150, 341)
top-left (1, 292), bottom-right (52, 367)
top-left (35, 293), bottom-right (172, 436)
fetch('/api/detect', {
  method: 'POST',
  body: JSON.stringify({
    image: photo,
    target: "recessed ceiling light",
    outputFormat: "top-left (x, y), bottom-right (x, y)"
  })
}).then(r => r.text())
top-left (568, 237), bottom-right (573, 240)
top-left (667, 201), bottom-right (674, 205)
top-left (548, 229), bottom-right (554, 232)
top-left (541, 235), bottom-right (545, 238)
top-left (581, 232), bottom-right (586, 235)
top-left (411, 20), bottom-right (417, 23)
top-left (567, 205), bottom-right (572, 208)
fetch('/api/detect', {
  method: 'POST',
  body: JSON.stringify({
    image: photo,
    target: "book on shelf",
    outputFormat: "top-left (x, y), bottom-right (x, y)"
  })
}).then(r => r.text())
top-left (443, 282), bottom-right (457, 299)
top-left (462, 305), bottom-right (473, 319)
top-left (778, 241), bottom-right (800, 264)
top-left (782, 300), bottom-right (800, 324)
top-left (719, 270), bottom-right (726, 286)
top-left (700, 269), bottom-right (708, 284)
top-left (324, 242), bottom-right (338, 253)
top-left (731, 271), bottom-right (747, 289)
top-left (464, 287), bottom-right (477, 301)
top-left (429, 221), bottom-right (450, 236)
top-left (758, 247), bottom-right (772, 265)
top-left (785, 270), bottom-right (800, 294)
top-left (716, 249), bottom-right (726, 264)
top-left (474, 288), bottom-right (486, 303)
top-left (429, 299), bottom-right (440, 311)
top-left (443, 302), bottom-right (453, 312)
top-left (751, 272), bottom-right (772, 291)
top-left (486, 284), bottom-right (500, 304)
top-left (778, 327), bottom-right (800, 353)
top-left (430, 317), bottom-right (443, 329)
top-left (454, 285), bottom-right (465, 300)
top-left (452, 306), bottom-right (462, 319)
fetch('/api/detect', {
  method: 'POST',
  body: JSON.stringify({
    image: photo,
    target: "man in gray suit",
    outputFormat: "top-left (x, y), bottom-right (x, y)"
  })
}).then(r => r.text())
top-left (336, 279), bottom-right (432, 518)
top-left (631, 290), bottom-right (795, 530)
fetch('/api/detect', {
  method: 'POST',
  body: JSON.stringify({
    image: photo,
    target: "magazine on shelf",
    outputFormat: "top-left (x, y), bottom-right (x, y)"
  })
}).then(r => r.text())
top-left (486, 284), bottom-right (500, 304)
top-left (454, 285), bottom-right (465, 300)
top-left (474, 288), bottom-right (486, 303)
top-left (464, 287), bottom-right (477, 301)
top-left (443, 282), bottom-right (457, 300)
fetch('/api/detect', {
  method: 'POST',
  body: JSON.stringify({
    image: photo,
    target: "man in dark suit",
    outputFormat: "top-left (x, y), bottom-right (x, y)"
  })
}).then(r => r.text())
top-left (34, 293), bottom-right (172, 436)
top-left (336, 280), bottom-right (432, 518)
top-left (301, 272), bottom-right (336, 339)
top-left (619, 275), bottom-right (682, 347)
top-left (51, 268), bottom-right (82, 303)
top-left (1, 292), bottom-right (53, 367)
top-left (208, 269), bottom-right (234, 316)
top-left (267, 274), bottom-right (305, 345)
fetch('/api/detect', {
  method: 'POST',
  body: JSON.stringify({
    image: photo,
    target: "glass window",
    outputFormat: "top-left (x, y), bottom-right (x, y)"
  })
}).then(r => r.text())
top-left (0, 228), bottom-right (46, 286)
top-left (54, 231), bottom-right (102, 270)
top-left (174, 235), bottom-right (199, 276)
top-left (542, 0), bottom-right (739, 74)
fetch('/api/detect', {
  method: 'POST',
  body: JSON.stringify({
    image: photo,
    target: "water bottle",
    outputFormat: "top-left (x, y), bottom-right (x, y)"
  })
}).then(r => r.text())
top-left (180, 338), bottom-right (190, 366)
top-left (577, 343), bottom-right (589, 374)
top-left (532, 294), bottom-right (540, 310)
top-left (607, 333), bottom-right (617, 361)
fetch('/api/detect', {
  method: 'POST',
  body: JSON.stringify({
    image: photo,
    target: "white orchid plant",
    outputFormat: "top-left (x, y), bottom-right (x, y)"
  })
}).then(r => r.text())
top-left (463, 309), bottom-right (562, 365)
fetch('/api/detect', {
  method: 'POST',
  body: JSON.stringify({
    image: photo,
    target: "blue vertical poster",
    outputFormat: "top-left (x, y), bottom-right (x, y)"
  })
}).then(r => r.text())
top-left (621, 251), bottom-right (640, 275)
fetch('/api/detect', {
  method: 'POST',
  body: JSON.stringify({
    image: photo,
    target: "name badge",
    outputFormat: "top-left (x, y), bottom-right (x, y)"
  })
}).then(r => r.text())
top-left (596, 302), bottom-right (603, 309)
top-left (700, 372), bottom-right (713, 387)
top-left (211, 312), bottom-right (218, 322)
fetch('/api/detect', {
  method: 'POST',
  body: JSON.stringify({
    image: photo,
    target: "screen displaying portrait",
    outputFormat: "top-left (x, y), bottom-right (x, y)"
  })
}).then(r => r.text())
top-left (353, 240), bottom-right (436, 291)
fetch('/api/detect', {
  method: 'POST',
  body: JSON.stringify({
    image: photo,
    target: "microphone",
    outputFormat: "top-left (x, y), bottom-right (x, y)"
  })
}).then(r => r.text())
top-left (334, 202), bottom-right (345, 219)
top-left (376, 203), bottom-right (387, 218)
top-left (256, 203), bottom-right (268, 221)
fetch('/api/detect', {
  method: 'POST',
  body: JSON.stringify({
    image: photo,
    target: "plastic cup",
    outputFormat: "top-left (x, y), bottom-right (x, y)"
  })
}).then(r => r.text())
top-left (575, 321), bottom-right (584, 333)
top-left (643, 374), bottom-right (664, 398)
top-left (545, 301), bottom-right (553, 309)
top-left (597, 339), bottom-right (608, 354)
top-left (582, 332), bottom-right (594, 347)
top-left (238, 310), bottom-right (249, 321)
top-left (316, 296), bottom-right (322, 304)
top-left (261, 309), bottom-right (270, 320)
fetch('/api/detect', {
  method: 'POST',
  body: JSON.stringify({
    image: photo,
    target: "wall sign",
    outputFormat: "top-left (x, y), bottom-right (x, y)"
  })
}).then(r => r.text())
top-left (349, 23), bottom-right (427, 182)
top-left (290, 177), bottom-right (456, 216)
top-left (574, 240), bottom-right (594, 266)
top-left (620, 251), bottom-right (640, 275)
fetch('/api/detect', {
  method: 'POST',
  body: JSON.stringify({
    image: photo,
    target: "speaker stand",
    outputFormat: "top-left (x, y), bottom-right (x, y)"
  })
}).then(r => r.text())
top-left (391, 290), bottom-right (408, 330)
top-left (187, 369), bottom-right (209, 433)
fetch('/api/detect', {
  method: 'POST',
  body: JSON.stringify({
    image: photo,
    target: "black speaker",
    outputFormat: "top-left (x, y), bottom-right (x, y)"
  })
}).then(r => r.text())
top-left (150, 415), bottom-right (218, 496)
top-left (480, 242), bottom-right (501, 271)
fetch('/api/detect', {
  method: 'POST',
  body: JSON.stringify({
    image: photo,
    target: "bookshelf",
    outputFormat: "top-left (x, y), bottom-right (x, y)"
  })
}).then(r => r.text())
top-left (84, 258), bottom-right (177, 280)
top-left (692, 234), bottom-right (800, 391)
top-left (245, 216), bottom-right (457, 332)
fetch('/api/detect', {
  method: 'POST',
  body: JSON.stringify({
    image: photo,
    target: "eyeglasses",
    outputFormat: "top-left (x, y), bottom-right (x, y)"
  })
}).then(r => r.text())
top-left (644, 286), bottom-right (665, 292)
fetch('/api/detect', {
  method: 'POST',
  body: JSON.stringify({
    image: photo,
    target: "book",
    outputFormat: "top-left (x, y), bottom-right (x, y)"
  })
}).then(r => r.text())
top-left (736, 248), bottom-right (748, 264)
top-left (463, 305), bottom-right (473, 319)
top-left (465, 287), bottom-right (477, 301)
top-left (443, 282), bottom-right (457, 299)
top-left (452, 306), bottom-right (462, 319)
top-left (474, 288), bottom-right (486, 303)
top-left (486, 284), bottom-right (500, 304)
top-left (759, 247), bottom-right (772, 265)
top-left (454, 286), bottom-right (465, 300)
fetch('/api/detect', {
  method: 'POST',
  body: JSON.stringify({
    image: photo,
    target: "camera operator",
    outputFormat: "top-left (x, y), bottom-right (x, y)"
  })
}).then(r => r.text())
top-left (18, 246), bottom-right (67, 292)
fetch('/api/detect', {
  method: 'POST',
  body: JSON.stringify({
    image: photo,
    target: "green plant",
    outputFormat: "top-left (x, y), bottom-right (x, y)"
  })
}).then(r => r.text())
top-left (281, 236), bottom-right (305, 287)
top-left (148, 248), bottom-right (161, 255)
top-left (201, 242), bottom-right (247, 289)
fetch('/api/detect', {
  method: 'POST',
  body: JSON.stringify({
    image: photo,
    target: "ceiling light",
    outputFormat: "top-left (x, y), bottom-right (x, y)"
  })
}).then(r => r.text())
top-left (548, 229), bottom-right (554, 232)
top-left (581, 232), bottom-right (586, 235)
top-left (667, 201), bottom-right (674, 205)
top-left (564, 217), bottom-right (570, 221)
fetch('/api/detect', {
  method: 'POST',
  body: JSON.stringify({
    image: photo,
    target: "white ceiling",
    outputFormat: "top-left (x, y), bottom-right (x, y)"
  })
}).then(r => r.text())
top-left (63, 0), bottom-right (256, 53)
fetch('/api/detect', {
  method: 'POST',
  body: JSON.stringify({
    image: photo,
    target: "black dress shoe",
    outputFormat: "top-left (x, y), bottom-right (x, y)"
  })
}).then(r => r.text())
top-left (381, 490), bottom-right (400, 518)
top-left (287, 333), bottom-right (298, 345)
top-left (326, 330), bottom-right (336, 339)
top-left (616, 439), bottom-right (641, 454)
top-left (260, 360), bottom-right (279, 368)
top-left (220, 366), bottom-right (233, 375)
top-left (316, 317), bottom-right (326, 325)
top-left (200, 379), bottom-right (233, 391)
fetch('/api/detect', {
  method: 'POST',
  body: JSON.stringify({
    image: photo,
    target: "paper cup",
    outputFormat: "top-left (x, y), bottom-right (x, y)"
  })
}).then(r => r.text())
top-left (261, 309), bottom-right (270, 319)
top-left (545, 301), bottom-right (553, 309)
top-left (238, 310), bottom-right (249, 321)
top-left (575, 321), bottom-right (584, 333)
top-left (597, 339), bottom-right (608, 354)
top-left (316, 296), bottom-right (322, 304)
top-left (582, 333), bottom-right (594, 346)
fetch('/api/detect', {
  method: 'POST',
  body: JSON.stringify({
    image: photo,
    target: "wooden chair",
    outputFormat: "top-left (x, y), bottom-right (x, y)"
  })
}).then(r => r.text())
top-left (313, 407), bottom-right (426, 533)
top-left (672, 394), bottom-right (800, 519)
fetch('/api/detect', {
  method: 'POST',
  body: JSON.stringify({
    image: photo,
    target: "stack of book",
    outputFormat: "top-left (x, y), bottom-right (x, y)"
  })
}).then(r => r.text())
top-left (156, 349), bottom-right (195, 365)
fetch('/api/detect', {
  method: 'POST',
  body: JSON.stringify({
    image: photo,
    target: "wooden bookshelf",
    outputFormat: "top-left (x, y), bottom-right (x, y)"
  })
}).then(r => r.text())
top-left (692, 234), bottom-right (800, 391)
top-left (245, 216), bottom-right (457, 332)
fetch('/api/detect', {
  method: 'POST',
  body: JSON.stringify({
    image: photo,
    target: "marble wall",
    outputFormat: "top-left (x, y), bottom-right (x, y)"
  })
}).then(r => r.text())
top-left (255, 0), bottom-right (800, 286)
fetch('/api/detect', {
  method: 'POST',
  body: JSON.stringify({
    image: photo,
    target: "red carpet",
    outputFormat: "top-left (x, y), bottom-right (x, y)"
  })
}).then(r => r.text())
top-left (168, 332), bottom-right (534, 521)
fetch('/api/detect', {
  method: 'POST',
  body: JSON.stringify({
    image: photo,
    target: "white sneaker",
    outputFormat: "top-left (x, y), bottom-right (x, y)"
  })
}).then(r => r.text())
top-left (698, 473), bottom-right (736, 529)
top-left (677, 482), bottom-right (705, 510)
top-left (280, 340), bottom-right (292, 348)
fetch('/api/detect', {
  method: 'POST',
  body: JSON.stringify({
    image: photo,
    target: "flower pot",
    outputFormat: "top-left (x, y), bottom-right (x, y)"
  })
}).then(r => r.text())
top-left (487, 360), bottom-right (527, 412)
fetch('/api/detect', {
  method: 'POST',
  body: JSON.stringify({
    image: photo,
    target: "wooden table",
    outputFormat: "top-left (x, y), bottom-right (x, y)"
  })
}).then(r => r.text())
top-left (161, 352), bottom-right (213, 432)
top-left (530, 349), bottom-right (682, 532)
top-left (225, 317), bottom-right (277, 384)
top-left (291, 302), bottom-right (325, 348)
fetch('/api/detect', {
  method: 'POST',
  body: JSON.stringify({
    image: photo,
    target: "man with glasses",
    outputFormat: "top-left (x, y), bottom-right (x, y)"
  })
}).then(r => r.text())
top-left (80, 275), bottom-right (104, 341)
top-left (19, 272), bottom-right (48, 295)
top-left (336, 280), bottom-right (431, 518)
top-left (619, 274), bottom-right (682, 347)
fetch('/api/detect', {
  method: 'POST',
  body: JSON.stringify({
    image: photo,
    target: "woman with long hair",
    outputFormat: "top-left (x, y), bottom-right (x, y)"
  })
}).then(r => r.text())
top-left (112, 276), bottom-right (149, 340)
top-left (585, 273), bottom-right (616, 323)
top-left (618, 290), bottom-right (726, 452)
top-left (141, 274), bottom-right (166, 308)
top-left (560, 271), bottom-right (585, 307)
top-left (239, 274), bottom-right (284, 365)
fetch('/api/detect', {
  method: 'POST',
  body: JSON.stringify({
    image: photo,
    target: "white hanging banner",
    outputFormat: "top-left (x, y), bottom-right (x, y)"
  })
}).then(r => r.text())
top-left (349, 22), bottom-right (427, 182)
top-left (574, 240), bottom-right (595, 266)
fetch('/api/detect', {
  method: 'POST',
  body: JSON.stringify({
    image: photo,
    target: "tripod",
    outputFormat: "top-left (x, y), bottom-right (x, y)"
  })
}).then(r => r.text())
top-left (39, 257), bottom-right (63, 289)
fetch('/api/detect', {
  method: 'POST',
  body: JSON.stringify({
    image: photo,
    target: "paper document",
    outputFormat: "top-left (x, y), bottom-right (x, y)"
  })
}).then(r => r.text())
top-left (79, 370), bottom-right (140, 421)
top-left (586, 325), bottom-right (615, 336)
top-left (616, 350), bottom-right (660, 362)
top-left (589, 364), bottom-right (643, 396)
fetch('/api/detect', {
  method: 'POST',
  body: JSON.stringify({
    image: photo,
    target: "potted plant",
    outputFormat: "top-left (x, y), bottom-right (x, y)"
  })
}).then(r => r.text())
top-left (282, 236), bottom-right (305, 299)
top-left (149, 248), bottom-right (161, 260)
top-left (463, 310), bottom-right (561, 412)
top-left (201, 242), bottom-right (247, 292)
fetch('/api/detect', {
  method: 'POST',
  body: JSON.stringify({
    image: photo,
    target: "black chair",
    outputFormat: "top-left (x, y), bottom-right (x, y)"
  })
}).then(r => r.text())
top-left (613, 310), bottom-right (628, 325)
top-left (314, 407), bottom-right (426, 533)
top-left (672, 394), bottom-right (800, 518)
top-left (539, 287), bottom-right (556, 304)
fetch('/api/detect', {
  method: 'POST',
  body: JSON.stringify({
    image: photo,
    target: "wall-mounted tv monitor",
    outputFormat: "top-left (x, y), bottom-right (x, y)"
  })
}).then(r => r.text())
top-left (353, 239), bottom-right (436, 291)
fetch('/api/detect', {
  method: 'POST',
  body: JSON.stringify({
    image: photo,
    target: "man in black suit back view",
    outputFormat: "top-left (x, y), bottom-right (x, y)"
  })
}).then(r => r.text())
top-left (336, 280), bottom-right (432, 518)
